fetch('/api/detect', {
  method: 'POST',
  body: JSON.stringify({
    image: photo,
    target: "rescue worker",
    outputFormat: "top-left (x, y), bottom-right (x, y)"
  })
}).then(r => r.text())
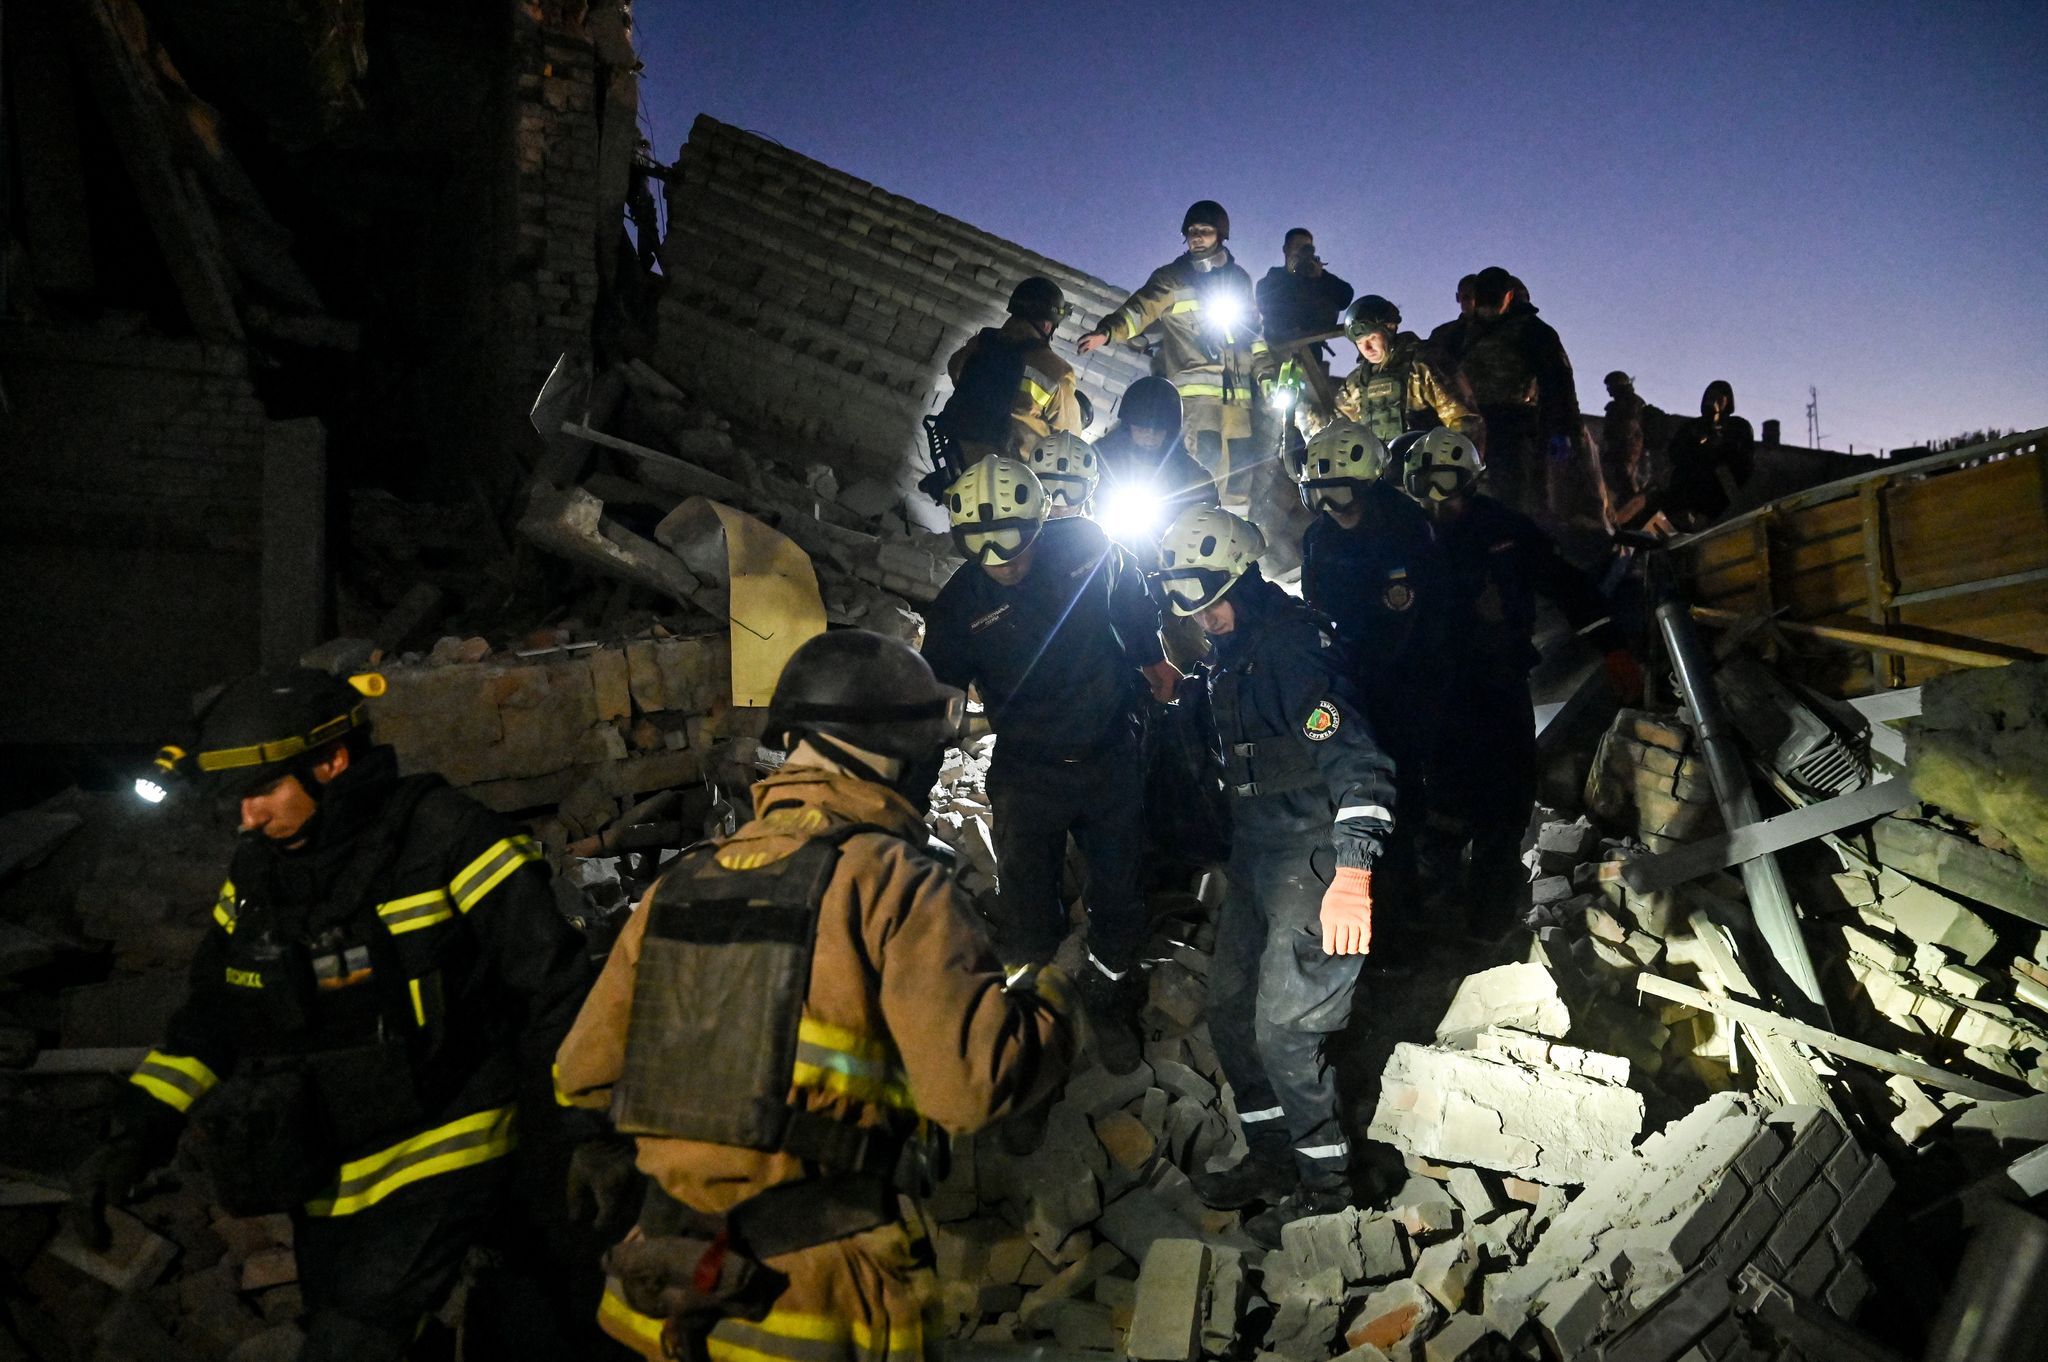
top-left (1023, 430), bottom-right (1101, 520)
top-left (1391, 430), bottom-right (1643, 941)
top-left (1076, 201), bottom-right (1277, 507)
top-left (555, 630), bottom-right (1076, 1360)
top-left (1090, 376), bottom-right (1216, 556)
top-left (73, 669), bottom-right (594, 1361)
top-left (1317, 295), bottom-right (1482, 448)
top-left (1599, 371), bottom-right (1648, 525)
top-left (1456, 267), bottom-right (1587, 517)
top-left (1420, 273), bottom-right (1478, 380)
top-left (1255, 228), bottom-right (1354, 360)
top-left (1152, 508), bottom-right (1396, 1245)
top-left (922, 457), bottom-right (1179, 1073)
top-left (1652, 379), bottom-right (1756, 531)
top-left (940, 275), bottom-right (1084, 465)
top-left (1296, 420), bottom-right (1441, 943)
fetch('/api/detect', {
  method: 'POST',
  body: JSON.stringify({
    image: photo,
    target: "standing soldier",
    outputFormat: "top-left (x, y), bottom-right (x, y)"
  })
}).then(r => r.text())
top-left (1392, 430), bottom-right (1642, 940)
top-left (1076, 201), bottom-right (1276, 509)
top-left (1457, 267), bottom-right (1587, 517)
top-left (1599, 371), bottom-right (1648, 525)
top-left (556, 631), bottom-right (1076, 1360)
top-left (1316, 295), bottom-right (1482, 449)
top-left (1420, 273), bottom-right (1479, 381)
top-left (1151, 508), bottom-right (1396, 1245)
top-left (74, 669), bottom-right (595, 1361)
top-left (1296, 420), bottom-right (1440, 937)
top-left (939, 276), bottom-right (1085, 466)
top-left (921, 456), bottom-right (1179, 1072)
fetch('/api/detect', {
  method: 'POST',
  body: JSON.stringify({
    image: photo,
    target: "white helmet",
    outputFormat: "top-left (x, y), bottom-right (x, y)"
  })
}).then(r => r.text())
top-left (1023, 431), bottom-right (1100, 509)
top-left (945, 456), bottom-right (1047, 564)
top-left (1397, 427), bottom-right (1483, 503)
top-left (1152, 506), bottom-right (1266, 616)
top-left (1299, 419), bottom-right (1388, 512)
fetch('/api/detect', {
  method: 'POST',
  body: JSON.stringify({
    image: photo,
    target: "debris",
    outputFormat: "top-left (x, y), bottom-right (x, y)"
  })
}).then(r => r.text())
top-left (1125, 1239), bottom-right (1208, 1361)
top-left (1433, 962), bottom-right (1571, 1043)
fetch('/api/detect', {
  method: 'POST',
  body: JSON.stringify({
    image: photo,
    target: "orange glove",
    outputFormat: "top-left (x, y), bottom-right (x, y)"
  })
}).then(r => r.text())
top-left (1602, 647), bottom-right (1645, 705)
top-left (1141, 658), bottom-right (1183, 704)
top-left (1320, 867), bottom-right (1374, 956)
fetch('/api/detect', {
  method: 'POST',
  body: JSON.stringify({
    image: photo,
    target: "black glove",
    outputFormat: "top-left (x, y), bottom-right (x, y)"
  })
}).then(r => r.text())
top-left (67, 1126), bottom-right (152, 1251)
top-left (566, 1134), bottom-right (641, 1230)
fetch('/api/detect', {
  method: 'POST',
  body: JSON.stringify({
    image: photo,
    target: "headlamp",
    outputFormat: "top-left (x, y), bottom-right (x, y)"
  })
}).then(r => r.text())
top-left (1097, 482), bottom-right (1165, 546)
top-left (1204, 293), bottom-right (1246, 337)
top-left (135, 746), bottom-right (189, 806)
top-left (1269, 386), bottom-right (1297, 413)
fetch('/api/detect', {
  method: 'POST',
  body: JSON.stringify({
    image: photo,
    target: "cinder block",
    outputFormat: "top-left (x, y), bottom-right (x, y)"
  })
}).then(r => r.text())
top-left (1413, 1235), bottom-right (1480, 1311)
top-left (1536, 1276), bottom-right (1613, 1360)
top-left (1124, 1238), bottom-right (1209, 1361)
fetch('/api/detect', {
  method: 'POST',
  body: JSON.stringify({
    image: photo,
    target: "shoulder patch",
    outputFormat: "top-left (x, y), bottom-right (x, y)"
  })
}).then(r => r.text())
top-left (1382, 569), bottom-right (1414, 612)
top-left (1303, 699), bottom-right (1342, 741)
top-left (969, 604), bottom-right (1012, 633)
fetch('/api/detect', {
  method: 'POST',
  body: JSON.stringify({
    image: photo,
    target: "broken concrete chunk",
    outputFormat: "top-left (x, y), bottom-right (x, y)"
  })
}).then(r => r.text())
top-left (1882, 881), bottom-right (1997, 965)
top-left (1344, 1278), bottom-right (1442, 1356)
top-left (1421, 1314), bottom-right (1502, 1362)
top-left (1369, 1043), bottom-right (1645, 1186)
top-left (1388, 1175), bottom-right (1460, 1243)
top-left (1125, 1238), bottom-right (1209, 1361)
top-left (1433, 963), bottom-right (1570, 1043)
top-left (1412, 1234), bottom-right (1480, 1311)
top-left (1266, 1266), bottom-right (1345, 1360)
top-left (45, 1208), bottom-right (179, 1292)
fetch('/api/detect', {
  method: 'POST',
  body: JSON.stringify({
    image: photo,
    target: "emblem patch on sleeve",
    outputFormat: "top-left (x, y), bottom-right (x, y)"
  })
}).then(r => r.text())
top-left (1382, 578), bottom-right (1414, 611)
top-left (1303, 700), bottom-right (1341, 741)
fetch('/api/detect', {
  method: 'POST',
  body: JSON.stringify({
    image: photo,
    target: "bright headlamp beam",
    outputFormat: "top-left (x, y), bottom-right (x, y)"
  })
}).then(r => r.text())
top-left (135, 778), bottom-right (168, 804)
top-left (1098, 483), bottom-right (1163, 544)
top-left (1204, 294), bottom-right (1246, 335)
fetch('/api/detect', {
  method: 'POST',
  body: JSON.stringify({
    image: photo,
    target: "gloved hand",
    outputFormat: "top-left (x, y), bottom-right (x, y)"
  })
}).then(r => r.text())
top-left (1141, 658), bottom-right (1184, 704)
top-left (67, 1129), bottom-right (152, 1251)
top-left (1602, 647), bottom-right (1645, 705)
top-left (1075, 330), bottom-right (1109, 355)
top-left (1319, 867), bottom-right (1374, 956)
top-left (566, 1134), bottom-right (641, 1230)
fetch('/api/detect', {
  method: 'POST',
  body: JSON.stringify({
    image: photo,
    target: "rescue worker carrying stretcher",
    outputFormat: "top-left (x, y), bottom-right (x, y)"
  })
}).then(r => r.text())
top-left (1151, 508), bottom-right (1397, 1246)
top-left (1077, 201), bottom-right (1277, 506)
top-left (74, 668), bottom-right (595, 1362)
top-left (1391, 429), bottom-right (1644, 942)
top-left (922, 456), bottom-right (1179, 1074)
top-left (554, 630), bottom-right (1075, 1361)
top-left (937, 276), bottom-right (1085, 470)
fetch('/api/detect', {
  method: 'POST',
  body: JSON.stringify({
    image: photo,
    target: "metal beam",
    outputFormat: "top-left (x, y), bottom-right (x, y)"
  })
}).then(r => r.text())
top-left (1622, 779), bottom-right (1916, 893)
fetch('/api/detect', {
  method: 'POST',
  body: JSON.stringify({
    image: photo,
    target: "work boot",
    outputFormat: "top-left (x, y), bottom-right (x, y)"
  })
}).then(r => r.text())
top-left (1191, 1144), bottom-right (1295, 1210)
top-left (1244, 1184), bottom-right (1354, 1250)
top-left (1075, 959), bottom-right (1144, 1076)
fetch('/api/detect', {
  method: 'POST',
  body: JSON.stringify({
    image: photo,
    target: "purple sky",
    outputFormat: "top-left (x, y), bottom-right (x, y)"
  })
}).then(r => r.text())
top-left (634, 2), bottom-right (2046, 455)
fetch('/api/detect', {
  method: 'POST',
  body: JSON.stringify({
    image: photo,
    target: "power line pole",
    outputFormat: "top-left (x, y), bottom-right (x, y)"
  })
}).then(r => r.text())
top-left (1805, 386), bottom-right (1823, 449)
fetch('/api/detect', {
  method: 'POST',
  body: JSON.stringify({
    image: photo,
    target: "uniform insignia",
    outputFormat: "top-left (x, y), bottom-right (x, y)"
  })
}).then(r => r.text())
top-left (969, 605), bottom-right (1012, 633)
top-left (1383, 570), bottom-right (1414, 612)
top-left (1303, 700), bottom-right (1342, 741)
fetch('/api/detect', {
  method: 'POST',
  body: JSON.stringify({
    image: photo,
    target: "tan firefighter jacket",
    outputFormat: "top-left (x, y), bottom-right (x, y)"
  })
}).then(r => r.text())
top-left (1092, 250), bottom-right (1277, 409)
top-left (554, 760), bottom-right (1074, 1215)
top-left (945, 314), bottom-right (1085, 461)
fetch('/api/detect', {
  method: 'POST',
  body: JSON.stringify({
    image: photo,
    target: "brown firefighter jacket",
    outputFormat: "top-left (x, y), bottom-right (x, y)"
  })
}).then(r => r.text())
top-left (553, 761), bottom-right (1075, 1215)
top-left (1325, 333), bottom-right (1485, 448)
top-left (1093, 249), bottom-right (1277, 409)
top-left (945, 314), bottom-right (1085, 462)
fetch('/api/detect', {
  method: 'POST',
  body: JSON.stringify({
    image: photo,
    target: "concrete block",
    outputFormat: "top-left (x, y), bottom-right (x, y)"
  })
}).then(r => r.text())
top-left (1151, 1059), bottom-right (1216, 1107)
top-left (1125, 1238), bottom-right (1208, 1361)
top-left (1446, 1167), bottom-right (1507, 1222)
top-left (1369, 1043), bottom-right (1645, 1186)
top-left (1825, 1159), bottom-right (1896, 1252)
top-left (1389, 1176), bottom-right (1460, 1243)
top-left (1412, 1235), bottom-right (1479, 1312)
top-left (1762, 1180), bottom-right (1838, 1270)
top-left (1266, 1267), bottom-right (1345, 1360)
top-left (1626, 1172), bottom-right (1748, 1275)
top-left (1784, 1233), bottom-right (1838, 1299)
top-left (1422, 1314), bottom-right (1502, 1362)
top-left (1359, 1215), bottom-right (1410, 1282)
top-left (1434, 963), bottom-right (1570, 1042)
top-left (44, 1208), bottom-right (178, 1293)
top-left (1019, 1241), bottom-right (1124, 1326)
top-left (1278, 1209), bottom-right (1368, 1283)
top-left (1201, 1245), bottom-right (1245, 1353)
top-left (1882, 881), bottom-right (1997, 965)
top-left (1097, 1111), bottom-right (1158, 1173)
top-left (1345, 1278), bottom-right (1441, 1355)
top-left (1823, 1256), bottom-right (1872, 1318)
top-left (1473, 1029), bottom-right (1631, 1085)
top-left (1535, 1276), bottom-right (1613, 1360)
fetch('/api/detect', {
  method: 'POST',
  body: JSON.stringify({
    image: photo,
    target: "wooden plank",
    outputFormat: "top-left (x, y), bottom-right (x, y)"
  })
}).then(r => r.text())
top-left (1871, 818), bottom-right (2048, 929)
top-left (1635, 974), bottom-right (2027, 1102)
top-left (1623, 780), bottom-right (1917, 893)
top-left (1888, 455), bottom-right (2048, 597)
top-left (1682, 907), bottom-right (1841, 1116)
top-left (1860, 478), bottom-right (1903, 689)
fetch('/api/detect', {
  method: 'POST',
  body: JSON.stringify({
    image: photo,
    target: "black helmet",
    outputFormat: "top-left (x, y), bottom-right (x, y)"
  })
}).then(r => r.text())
top-left (1117, 376), bottom-right (1183, 433)
top-left (1181, 200), bottom-right (1229, 240)
top-left (1341, 295), bottom-right (1402, 340)
top-left (194, 668), bottom-right (377, 799)
top-left (764, 630), bottom-right (965, 765)
top-left (1007, 276), bottom-right (1070, 326)
top-left (1603, 371), bottom-right (1633, 389)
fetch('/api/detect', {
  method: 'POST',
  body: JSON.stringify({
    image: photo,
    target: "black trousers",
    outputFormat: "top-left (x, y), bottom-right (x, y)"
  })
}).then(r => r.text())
top-left (1208, 828), bottom-right (1362, 1191)
top-left (986, 739), bottom-right (1147, 974)
top-left (295, 1158), bottom-right (508, 1361)
top-left (1427, 669), bottom-right (1537, 935)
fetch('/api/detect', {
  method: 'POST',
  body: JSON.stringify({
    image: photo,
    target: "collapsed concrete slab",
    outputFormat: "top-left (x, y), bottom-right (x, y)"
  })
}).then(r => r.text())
top-left (1368, 1041), bottom-right (1645, 1186)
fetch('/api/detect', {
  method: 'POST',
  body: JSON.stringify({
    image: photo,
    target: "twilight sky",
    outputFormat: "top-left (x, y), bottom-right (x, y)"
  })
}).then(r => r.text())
top-left (634, 2), bottom-right (2047, 455)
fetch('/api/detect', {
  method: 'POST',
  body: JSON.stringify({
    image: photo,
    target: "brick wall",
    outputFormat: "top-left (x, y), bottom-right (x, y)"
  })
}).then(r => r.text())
top-left (0, 327), bottom-right (270, 744)
top-left (506, 24), bottom-right (604, 401)
top-left (654, 116), bottom-right (1153, 478)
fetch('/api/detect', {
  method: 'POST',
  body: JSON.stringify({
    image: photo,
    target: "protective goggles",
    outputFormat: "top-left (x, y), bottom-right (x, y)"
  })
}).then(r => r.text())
top-left (778, 688), bottom-right (967, 734)
top-left (1035, 472), bottom-right (1092, 507)
top-left (1403, 462), bottom-right (1474, 502)
top-left (1151, 567), bottom-right (1235, 615)
top-left (951, 517), bottom-right (1042, 564)
top-left (1298, 478), bottom-right (1359, 511)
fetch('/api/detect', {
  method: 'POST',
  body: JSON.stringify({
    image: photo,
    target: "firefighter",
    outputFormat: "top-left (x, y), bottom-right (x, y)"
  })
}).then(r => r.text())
top-left (555, 630), bottom-right (1076, 1361)
top-left (1023, 430), bottom-right (1101, 520)
top-left (940, 275), bottom-right (1085, 465)
top-left (72, 669), bottom-right (595, 1361)
top-left (921, 457), bottom-right (1178, 1073)
top-left (1152, 508), bottom-right (1396, 1245)
top-left (1091, 377), bottom-right (1217, 553)
top-left (1456, 267), bottom-right (1588, 516)
top-left (1392, 429), bottom-right (1643, 940)
top-left (1076, 201), bottom-right (1277, 507)
top-left (1296, 420), bottom-right (1441, 944)
top-left (1316, 295), bottom-right (1482, 450)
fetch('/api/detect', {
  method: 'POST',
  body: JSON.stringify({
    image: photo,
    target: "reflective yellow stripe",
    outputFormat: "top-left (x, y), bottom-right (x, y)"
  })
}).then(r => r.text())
top-left (195, 704), bottom-right (366, 771)
top-left (450, 836), bottom-right (542, 913)
top-left (1019, 376), bottom-right (1054, 410)
top-left (1251, 339), bottom-right (1271, 354)
top-left (408, 977), bottom-right (427, 1027)
top-left (551, 1061), bottom-right (609, 1109)
top-left (792, 1017), bottom-right (914, 1112)
top-left (377, 888), bottom-right (455, 935)
top-left (715, 849), bottom-right (775, 870)
top-left (213, 880), bottom-right (238, 934)
top-left (1169, 298), bottom-right (1201, 314)
top-left (598, 1283), bottom-right (668, 1356)
top-left (129, 1050), bottom-right (220, 1114)
top-left (708, 1308), bottom-right (924, 1362)
top-left (1175, 383), bottom-right (1228, 399)
top-left (304, 1106), bottom-right (517, 1217)
top-left (1115, 306), bottom-right (1145, 338)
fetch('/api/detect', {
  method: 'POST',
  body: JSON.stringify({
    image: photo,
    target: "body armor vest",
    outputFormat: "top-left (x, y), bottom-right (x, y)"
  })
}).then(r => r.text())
top-left (1211, 653), bottom-right (1319, 800)
top-left (1357, 366), bottom-right (1408, 444)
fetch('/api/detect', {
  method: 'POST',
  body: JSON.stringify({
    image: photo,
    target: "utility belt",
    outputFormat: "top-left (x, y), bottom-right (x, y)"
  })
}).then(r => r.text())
top-left (604, 1169), bottom-right (904, 1361)
top-left (1221, 733), bottom-right (1319, 799)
